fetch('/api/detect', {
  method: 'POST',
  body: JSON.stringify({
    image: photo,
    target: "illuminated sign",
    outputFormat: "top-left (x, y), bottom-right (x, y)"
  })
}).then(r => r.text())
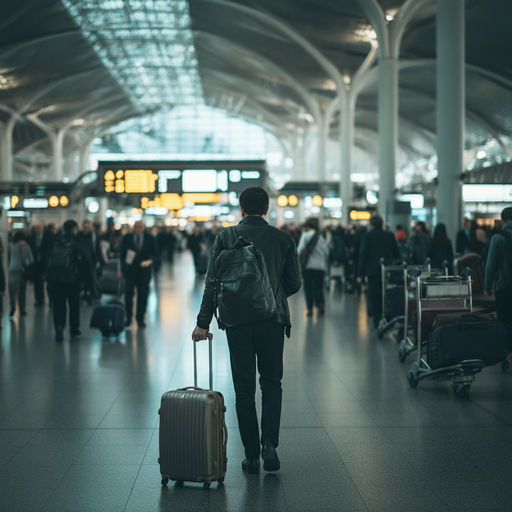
top-left (23, 198), bottom-right (49, 209)
top-left (462, 184), bottom-right (512, 203)
top-left (182, 170), bottom-right (217, 192)
top-left (59, 196), bottom-right (69, 207)
top-left (398, 194), bottom-right (424, 209)
top-left (277, 195), bottom-right (288, 207)
top-left (104, 169), bottom-right (158, 194)
top-left (49, 196), bottom-right (59, 207)
top-left (11, 196), bottom-right (19, 208)
top-left (288, 195), bottom-right (299, 207)
top-left (158, 170), bottom-right (181, 192)
top-left (350, 210), bottom-right (372, 221)
top-left (312, 195), bottom-right (323, 207)
top-left (182, 193), bottom-right (221, 204)
top-left (323, 197), bottom-right (342, 208)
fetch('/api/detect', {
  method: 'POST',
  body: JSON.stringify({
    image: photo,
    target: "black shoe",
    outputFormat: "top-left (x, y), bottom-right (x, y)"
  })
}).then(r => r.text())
top-left (124, 319), bottom-right (132, 330)
top-left (242, 458), bottom-right (260, 474)
top-left (318, 305), bottom-right (325, 316)
top-left (55, 328), bottom-right (64, 342)
top-left (9, 309), bottom-right (15, 317)
top-left (137, 321), bottom-right (146, 328)
top-left (262, 440), bottom-right (280, 472)
top-left (306, 310), bottom-right (313, 317)
top-left (70, 330), bottom-right (82, 340)
top-left (20, 311), bottom-right (27, 316)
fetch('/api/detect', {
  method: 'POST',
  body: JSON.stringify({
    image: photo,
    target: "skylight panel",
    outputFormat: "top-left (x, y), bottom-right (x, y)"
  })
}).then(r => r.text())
top-left (61, 0), bottom-right (203, 110)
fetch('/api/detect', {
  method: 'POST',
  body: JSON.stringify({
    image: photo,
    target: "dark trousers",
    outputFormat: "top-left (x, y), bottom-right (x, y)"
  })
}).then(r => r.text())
top-left (52, 282), bottom-right (80, 333)
top-left (8, 271), bottom-right (27, 313)
top-left (367, 275), bottom-right (383, 328)
top-left (496, 286), bottom-right (512, 350)
top-left (226, 321), bottom-right (285, 459)
top-left (303, 269), bottom-right (325, 311)
top-left (124, 275), bottom-right (149, 323)
top-left (33, 263), bottom-right (45, 305)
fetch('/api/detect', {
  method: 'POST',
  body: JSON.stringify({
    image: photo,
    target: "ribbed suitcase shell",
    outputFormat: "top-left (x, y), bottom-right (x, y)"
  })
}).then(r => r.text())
top-left (159, 388), bottom-right (227, 486)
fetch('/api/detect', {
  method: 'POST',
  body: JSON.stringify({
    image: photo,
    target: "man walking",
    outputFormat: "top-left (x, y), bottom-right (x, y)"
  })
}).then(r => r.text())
top-left (119, 220), bottom-right (159, 328)
top-left (46, 220), bottom-right (83, 342)
top-left (28, 222), bottom-right (51, 306)
top-left (485, 206), bottom-right (512, 353)
top-left (357, 215), bottom-right (400, 329)
top-left (192, 186), bottom-right (302, 474)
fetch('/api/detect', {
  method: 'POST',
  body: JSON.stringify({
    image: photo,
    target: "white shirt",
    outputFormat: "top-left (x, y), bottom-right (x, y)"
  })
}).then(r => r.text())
top-left (297, 230), bottom-right (329, 271)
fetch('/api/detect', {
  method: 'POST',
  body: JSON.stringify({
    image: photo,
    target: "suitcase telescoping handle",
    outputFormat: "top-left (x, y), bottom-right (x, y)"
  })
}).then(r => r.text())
top-left (193, 333), bottom-right (213, 390)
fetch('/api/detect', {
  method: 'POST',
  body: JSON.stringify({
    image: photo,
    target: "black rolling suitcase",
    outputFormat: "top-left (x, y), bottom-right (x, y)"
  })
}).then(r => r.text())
top-left (98, 258), bottom-right (124, 295)
top-left (90, 281), bottom-right (125, 337)
top-left (428, 314), bottom-right (507, 369)
top-left (159, 334), bottom-right (227, 489)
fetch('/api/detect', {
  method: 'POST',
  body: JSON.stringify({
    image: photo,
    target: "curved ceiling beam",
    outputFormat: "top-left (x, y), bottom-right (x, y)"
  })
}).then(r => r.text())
top-left (194, 30), bottom-right (320, 122)
top-left (0, 30), bottom-right (78, 59)
top-left (204, 69), bottom-right (300, 120)
top-left (200, 0), bottom-right (345, 93)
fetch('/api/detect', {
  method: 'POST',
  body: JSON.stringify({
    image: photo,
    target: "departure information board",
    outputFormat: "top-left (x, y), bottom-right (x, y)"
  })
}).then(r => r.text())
top-left (98, 161), bottom-right (266, 197)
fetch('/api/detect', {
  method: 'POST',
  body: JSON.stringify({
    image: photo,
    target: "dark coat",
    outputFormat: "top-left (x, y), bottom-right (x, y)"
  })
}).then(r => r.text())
top-left (357, 227), bottom-right (401, 278)
top-left (120, 232), bottom-right (160, 282)
top-left (427, 238), bottom-right (454, 275)
top-left (196, 215), bottom-right (302, 334)
top-left (28, 231), bottom-right (52, 267)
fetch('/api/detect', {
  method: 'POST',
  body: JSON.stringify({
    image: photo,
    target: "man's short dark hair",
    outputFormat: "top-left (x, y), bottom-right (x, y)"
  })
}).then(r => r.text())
top-left (370, 215), bottom-right (383, 229)
top-left (239, 186), bottom-right (269, 216)
top-left (63, 219), bottom-right (78, 233)
top-left (502, 207), bottom-right (512, 222)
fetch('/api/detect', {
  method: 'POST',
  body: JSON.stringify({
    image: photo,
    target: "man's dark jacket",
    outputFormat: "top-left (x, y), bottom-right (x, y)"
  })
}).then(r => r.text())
top-left (196, 216), bottom-right (302, 335)
top-left (28, 231), bottom-right (52, 267)
top-left (358, 227), bottom-right (401, 278)
top-left (120, 232), bottom-right (160, 282)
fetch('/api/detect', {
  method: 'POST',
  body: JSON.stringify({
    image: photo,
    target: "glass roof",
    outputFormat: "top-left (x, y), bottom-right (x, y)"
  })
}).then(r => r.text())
top-left (61, 0), bottom-right (203, 109)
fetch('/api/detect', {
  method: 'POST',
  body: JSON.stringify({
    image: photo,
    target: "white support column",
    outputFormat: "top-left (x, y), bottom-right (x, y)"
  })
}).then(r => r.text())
top-left (2, 117), bottom-right (15, 180)
top-left (340, 89), bottom-right (354, 224)
top-left (378, 56), bottom-right (398, 225)
top-left (53, 128), bottom-right (66, 181)
top-left (317, 111), bottom-right (326, 181)
top-left (79, 142), bottom-right (92, 177)
top-left (436, 0), bottom-right (465, 242)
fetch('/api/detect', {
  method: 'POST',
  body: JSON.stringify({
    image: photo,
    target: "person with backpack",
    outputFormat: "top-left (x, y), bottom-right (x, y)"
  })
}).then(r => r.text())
top-left (485, 206), bottom-right (512, 352)
top-left (297, 219), bottom-right (329, 316)
top-left (192, 186), bottom-right (302, 475)
top-left (46, 219), bottom-right (84, 342)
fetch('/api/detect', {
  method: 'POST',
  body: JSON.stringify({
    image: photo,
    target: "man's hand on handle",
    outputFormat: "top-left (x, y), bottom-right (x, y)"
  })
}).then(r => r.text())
top-left (192, 325), bottom-right (209, 342)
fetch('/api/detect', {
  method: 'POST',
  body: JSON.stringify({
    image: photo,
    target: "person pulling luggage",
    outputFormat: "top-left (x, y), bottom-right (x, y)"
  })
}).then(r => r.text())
top-left (192, 186), bottom-right (302, 474)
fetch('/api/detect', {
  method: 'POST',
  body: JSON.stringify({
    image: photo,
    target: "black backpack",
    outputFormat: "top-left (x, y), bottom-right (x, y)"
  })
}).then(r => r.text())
top-left (47, 237), bottom-right (80, 283)
top-left (214, 227), bottom-right (276, 329)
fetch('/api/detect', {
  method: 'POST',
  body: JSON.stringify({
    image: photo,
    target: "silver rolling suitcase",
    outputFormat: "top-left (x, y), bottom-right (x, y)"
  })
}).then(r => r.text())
top-left (158, 334), bottom-right (228, 489)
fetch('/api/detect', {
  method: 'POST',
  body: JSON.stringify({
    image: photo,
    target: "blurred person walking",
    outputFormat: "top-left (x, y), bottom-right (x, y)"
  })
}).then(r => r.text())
top-left (8, 231), bottom-right (33, 317)
top-left (28, 222), bottom-right (52, 306)
top-left (357, 215), bottom-right (400, 329)
top-left (47, 220), bottom-right (84, 341)
top-left (119, 220), bottom-right (160, 328)
top-left (297, 219), bottom-right (329, 316)
top-left (427, 223), bottom-right (454, 274)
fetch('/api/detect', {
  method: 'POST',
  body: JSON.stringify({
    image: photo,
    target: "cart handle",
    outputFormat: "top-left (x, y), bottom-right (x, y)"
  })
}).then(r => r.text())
top-left (410, 267), bottom-right (422, 278)
top-left (401, 261), bottom-right (408, 270)
top-left (460, 267), bottom-right (472, 280)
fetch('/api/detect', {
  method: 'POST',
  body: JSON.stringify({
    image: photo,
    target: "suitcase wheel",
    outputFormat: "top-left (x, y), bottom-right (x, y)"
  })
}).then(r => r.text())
top-left (161, 479), bottom-right (169, 486)
top-left (218, 477), bottom-right (225, 485)
top-left (203, 482), bottom-right (211, 489)
top-left (453, 384), bottom-right (470, 398)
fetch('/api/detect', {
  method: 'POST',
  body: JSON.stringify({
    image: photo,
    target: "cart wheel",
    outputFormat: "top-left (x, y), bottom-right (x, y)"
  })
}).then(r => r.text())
top-left (203, 482), bottom-right (211, 489)
top-left (398, 347), bottom-right (406, 363)
top-left (161, 479), bottom-right (169, 486)
top-left (218, 477), bottom-right (225, 484)
top-left (454, 385), bottom-right (470, 398)
top-left (501, 359), bottom-right (509, 373)
top-left (407, 370), bottom-right (419, 388)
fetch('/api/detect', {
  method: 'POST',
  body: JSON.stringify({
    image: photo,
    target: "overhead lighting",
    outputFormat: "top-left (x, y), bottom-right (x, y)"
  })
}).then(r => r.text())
top-left (477, 150), bottom-right (486, 159)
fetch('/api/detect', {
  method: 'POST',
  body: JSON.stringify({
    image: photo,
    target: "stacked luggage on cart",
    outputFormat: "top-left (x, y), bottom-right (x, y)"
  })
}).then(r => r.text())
top-left (405, 267), bottom-right (508, 397)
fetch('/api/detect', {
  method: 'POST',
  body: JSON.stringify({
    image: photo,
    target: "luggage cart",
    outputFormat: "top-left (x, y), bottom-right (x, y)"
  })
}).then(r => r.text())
top-left (377, 259), bottom-right (408, 340)
top-left (398, 260), bottom-right (450, 362)
top-left (406, 268), bottom-right (485, 398)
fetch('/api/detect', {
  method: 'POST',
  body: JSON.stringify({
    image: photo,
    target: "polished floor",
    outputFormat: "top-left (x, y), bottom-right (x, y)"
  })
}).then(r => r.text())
top-left (1, 253), bottom-right (512, 512)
